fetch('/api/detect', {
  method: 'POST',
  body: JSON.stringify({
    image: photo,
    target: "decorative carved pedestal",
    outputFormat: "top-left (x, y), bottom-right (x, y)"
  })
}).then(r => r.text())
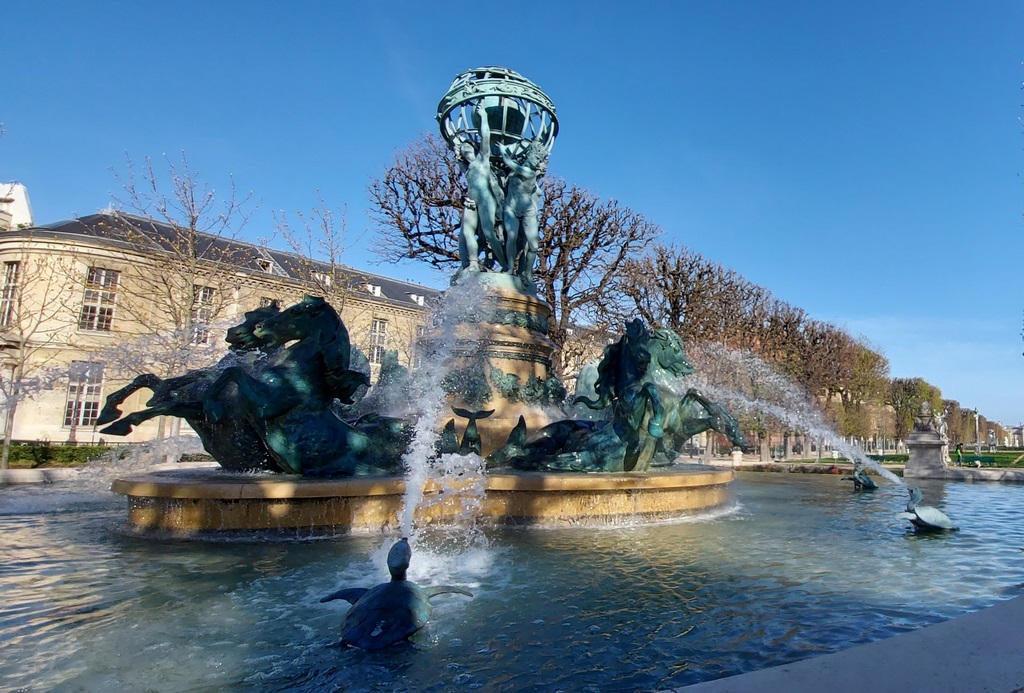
top-left (440, 275), bottom-right (561, 456)
top-left (904, 429), bottom-right (948, 479)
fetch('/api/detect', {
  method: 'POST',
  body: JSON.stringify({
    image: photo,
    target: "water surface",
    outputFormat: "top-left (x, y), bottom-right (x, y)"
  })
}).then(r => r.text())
top-left (2, 473), bottom-right (1022, 691)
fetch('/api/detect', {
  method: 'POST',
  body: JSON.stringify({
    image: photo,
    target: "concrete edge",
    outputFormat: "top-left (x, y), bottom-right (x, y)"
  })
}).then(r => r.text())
top-left (671, 595), bottom-right (1024, 693)
top-left (0, 468), bottom-right (82, 484)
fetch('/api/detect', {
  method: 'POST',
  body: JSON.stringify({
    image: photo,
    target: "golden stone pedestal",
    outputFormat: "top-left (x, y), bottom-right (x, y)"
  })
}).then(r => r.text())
top-left (111, 466), bottom-right (735, 535)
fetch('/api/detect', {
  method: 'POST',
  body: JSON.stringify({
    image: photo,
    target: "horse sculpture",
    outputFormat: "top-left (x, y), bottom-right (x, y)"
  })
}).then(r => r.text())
top-left (199, 296), bottom-right (410, 476)
top-left (97, 305), bottom-right (285, 472)
top-left (488, 319), bottom-right (747, 472)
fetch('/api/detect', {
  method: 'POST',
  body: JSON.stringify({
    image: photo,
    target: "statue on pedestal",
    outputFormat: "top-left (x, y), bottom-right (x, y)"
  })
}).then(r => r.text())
top-left (437, 67), bottom-right (558, 291)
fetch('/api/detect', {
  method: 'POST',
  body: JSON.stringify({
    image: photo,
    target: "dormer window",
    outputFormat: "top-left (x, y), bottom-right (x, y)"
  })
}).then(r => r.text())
top-left (314, 272), bottom-right (333, 288)
top-left (408, 293), bottom-right (425, 306)
top-left (365, 283), bottom-right (382, 297)
top-left (257, 259), bottom-right (273, 273)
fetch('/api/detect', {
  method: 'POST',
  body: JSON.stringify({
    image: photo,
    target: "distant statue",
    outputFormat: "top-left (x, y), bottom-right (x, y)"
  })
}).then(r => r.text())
top-left (488, 320), bottom-right (747, 472)
top-left (842, 465), bottom-right (878, 491)
top-left (500, 137), bottom-right (548, 284)
top-left (912, 401), bottom-right (938, 433)
top-left (456, 102), bottom-right (506, 272)
top-left (319, 538), bottom-right (472, 650)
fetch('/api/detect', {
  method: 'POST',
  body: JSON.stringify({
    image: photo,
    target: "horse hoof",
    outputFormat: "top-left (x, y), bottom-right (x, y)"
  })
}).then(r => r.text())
top-left (100, 421), bottom-right (132, 436)
top-left (95, 407), bottom-right (122, 426)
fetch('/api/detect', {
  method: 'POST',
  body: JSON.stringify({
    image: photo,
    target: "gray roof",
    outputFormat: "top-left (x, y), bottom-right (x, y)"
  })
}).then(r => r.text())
top-left (23, 212), bottom-right (441, 311)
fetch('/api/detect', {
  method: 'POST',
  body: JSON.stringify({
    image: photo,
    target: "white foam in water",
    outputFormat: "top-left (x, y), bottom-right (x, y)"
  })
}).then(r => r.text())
top-left (668, 343), bottom-right (903, 485)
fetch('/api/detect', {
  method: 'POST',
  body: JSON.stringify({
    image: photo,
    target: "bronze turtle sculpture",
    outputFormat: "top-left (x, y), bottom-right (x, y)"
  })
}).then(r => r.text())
top-left (897, 486), bottom-right (958, 532)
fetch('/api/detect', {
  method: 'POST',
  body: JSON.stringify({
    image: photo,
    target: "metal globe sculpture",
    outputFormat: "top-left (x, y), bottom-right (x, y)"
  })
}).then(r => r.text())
top-left (436, 66), bottom-right (558, 163)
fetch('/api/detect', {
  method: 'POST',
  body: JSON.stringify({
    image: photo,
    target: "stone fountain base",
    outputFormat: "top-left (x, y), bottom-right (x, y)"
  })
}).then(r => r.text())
top-left (110, 465), bottom-right (734, 535)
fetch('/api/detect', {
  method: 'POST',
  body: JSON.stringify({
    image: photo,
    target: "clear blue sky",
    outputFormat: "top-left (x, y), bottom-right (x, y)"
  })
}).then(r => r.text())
top-left (5, 1), bottom-right (1023, 424)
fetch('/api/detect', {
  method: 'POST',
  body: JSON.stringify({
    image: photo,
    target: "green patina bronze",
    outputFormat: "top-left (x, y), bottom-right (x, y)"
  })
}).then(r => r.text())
top-left (488, 320), bottom-right (748, 473)
top-left (97, 305), bottom-right (287, 472)
top-left (490, 366), bottom-right (566, 407)
top-left (99, 297), bottom-right (411, 476)
top-left (458, 307), bottom-right (549, 334)
top-left (437, 66), bottom-right (557, 287)
top-left (441, 357), bottom-right (494, 410)
top-left (319, 538), bottom-right (472, 650)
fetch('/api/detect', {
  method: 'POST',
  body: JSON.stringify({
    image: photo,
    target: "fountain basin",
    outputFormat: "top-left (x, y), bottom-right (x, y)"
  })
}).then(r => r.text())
top-left (110, 465), bottom-right (734, 534)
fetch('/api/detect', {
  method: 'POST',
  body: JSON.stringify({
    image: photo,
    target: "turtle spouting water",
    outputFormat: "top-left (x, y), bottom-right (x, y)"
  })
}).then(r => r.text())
top-left (897, 486), bottom-right (959, 532)
top-left (320, 538), bottom-right (473, 650)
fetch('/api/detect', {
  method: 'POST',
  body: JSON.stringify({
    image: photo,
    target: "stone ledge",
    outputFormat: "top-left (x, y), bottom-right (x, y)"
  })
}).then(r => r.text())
top-left (110, 466), bottom-right (735, 499)
top-left (111, 466), bottom-right (735, 533)
top-left (672, 595), bottom-right (1024, 693)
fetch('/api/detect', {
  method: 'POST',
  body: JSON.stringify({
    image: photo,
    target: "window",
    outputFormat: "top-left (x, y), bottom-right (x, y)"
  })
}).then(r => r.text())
top-left (257, 259), bottom-right (273, 273)
top-left (63, 361), bottom-right (104, 427)
top-left (408, 293), bottom-right (425, 306)
top-left (369, 318), bottom-right (388, 364)
top-left (411, 325), bottom-right (428, 369)
top-left (78, 267), bottom-right (119, 331)
top-left (314, 272), bottom-right (333, 288)
top-left (0, 261), bottom-right (20, 328)
top-left (365, 283), bottom-right (382, 297)
top-left (192, 285), bottom-right (217, 345)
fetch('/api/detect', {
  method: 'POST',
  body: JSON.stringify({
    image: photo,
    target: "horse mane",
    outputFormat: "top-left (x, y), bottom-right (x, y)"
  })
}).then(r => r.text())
top-left (577, 335), bottom-right (632, 410)
top-left (315, 301), bottom-right (369, 404)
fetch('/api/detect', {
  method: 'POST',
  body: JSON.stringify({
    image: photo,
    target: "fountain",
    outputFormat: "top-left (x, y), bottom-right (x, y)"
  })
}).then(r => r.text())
top-left (106, 66), bottom-right (742, 535)
top-left (9, 67), bottom-right (1018, 691)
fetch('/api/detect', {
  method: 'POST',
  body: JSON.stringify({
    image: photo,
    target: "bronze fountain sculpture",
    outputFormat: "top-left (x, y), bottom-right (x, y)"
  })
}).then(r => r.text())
top-left (100, 67), bottom-right (746, 480)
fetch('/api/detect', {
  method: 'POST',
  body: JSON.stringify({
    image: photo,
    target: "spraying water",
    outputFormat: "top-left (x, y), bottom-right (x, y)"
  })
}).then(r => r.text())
top-left (665, 343), bottom-right (903, 485)
top-left (396, 280), bottom-right (488, 537)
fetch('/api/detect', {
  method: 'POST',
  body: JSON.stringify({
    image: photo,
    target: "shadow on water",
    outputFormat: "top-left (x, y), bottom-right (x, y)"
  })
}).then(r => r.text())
top-left (2, 473), bottom-right (1023, 691)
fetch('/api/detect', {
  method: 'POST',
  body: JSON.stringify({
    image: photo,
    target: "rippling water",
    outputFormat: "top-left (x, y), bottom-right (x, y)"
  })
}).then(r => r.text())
top-left (2, 473), bottom-right (1023, 692)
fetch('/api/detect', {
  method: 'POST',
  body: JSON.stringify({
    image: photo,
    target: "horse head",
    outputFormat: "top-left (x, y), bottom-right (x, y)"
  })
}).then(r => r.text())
top-left (226, 304), bottom-right (281, 351)
top-left (648, 329), bottom-right (695, 378)
top-left (253, 295), bottom-right (341, 348)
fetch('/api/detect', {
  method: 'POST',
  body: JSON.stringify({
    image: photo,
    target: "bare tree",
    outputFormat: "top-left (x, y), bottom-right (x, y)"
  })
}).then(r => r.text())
top-left (535, 179), bottom-right (662, 376)
top-left (273, 195), bottom-right (369, 311)
top-left (368, 133), bottom-right (464, 269)
top-left (0, 242), bottom-right (82, 467)
top-left (367, 132), bottom-right (661, 376)
top-left (91, 153), bottom-right (257, 438)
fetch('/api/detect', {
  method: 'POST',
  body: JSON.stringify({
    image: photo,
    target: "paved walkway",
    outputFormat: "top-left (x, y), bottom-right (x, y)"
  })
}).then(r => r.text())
top-left (670, 595), bottom-right (1024, 692)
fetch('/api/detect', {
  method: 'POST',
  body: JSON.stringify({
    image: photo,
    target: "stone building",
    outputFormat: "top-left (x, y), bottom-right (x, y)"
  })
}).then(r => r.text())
top-left (0, 211), bottom-right (438, 445)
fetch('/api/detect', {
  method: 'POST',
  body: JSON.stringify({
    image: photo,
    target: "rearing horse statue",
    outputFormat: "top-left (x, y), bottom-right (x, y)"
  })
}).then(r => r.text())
top-left (488, 320), bottom-right (747, 472)
top-left (200, 296), bottom-right (409, 476)
top-left (97, 305), bottom-right (285, 472)
top-left (574, 319), bottom-right (667, 471)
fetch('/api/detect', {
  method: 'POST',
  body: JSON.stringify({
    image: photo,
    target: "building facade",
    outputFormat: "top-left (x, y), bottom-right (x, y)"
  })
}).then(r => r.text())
top-left (0, 211), bottom-right (438, 445)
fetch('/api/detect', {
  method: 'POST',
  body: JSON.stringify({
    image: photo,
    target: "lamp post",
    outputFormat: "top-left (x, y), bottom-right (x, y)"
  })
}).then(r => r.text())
top-left (974, 408), bottom-right (981, 457)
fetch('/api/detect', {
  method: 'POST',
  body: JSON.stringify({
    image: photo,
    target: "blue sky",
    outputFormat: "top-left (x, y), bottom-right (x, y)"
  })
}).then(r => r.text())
top-left (5, 1), bottom-right (1023, 424)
